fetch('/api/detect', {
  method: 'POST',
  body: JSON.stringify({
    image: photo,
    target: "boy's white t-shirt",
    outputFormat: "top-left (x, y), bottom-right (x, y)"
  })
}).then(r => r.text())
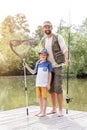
top-left (34, 61), bottom-right (53, 87)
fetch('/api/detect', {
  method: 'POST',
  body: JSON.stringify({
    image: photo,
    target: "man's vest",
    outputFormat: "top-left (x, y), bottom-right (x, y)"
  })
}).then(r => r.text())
top-left (41, 34), bottom-right (65, 64)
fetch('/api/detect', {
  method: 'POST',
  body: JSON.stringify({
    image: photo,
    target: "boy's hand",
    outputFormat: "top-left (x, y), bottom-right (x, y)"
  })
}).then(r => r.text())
top-left (47, 85), bottom-right (50, 90)
top-left (23, 62), bottom-right (28, 68)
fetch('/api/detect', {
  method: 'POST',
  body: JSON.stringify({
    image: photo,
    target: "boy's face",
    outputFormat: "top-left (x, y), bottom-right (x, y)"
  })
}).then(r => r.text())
top-left (39, 53), bottom-right (47, 61)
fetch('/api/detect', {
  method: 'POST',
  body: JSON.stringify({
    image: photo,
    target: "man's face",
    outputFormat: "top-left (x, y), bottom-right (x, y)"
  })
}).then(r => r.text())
top-left (43, 25), bottom-right (52, 35)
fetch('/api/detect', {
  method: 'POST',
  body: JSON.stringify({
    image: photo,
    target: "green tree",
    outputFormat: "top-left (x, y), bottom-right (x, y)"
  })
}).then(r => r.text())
top-left (0, 13), bottom-right (30, 75)
top-left (33, 25), bottom-right (44, 44)
top-left (56, 18), bottom-right (87, 77)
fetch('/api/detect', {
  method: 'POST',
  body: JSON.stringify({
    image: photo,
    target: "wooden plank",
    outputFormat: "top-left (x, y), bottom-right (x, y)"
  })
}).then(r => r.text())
top-left (0, 106), bottom-right (87, 130)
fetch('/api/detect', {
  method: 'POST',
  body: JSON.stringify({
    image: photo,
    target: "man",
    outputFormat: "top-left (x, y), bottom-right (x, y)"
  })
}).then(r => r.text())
top-left (41, 21), bottom-right (71, 116)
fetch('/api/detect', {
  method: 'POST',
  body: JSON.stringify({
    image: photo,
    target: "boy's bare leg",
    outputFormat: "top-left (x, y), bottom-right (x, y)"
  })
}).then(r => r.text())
top-left (47, 92), bottom-right (56, 114)
top-left (38, 98), bottom-right (47, 117)
top-left (35, 98), bottom-right (43, 116)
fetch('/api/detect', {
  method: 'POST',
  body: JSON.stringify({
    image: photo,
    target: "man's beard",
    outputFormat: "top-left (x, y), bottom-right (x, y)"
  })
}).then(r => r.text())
top-left (45, 30), bottom-right (51, 35)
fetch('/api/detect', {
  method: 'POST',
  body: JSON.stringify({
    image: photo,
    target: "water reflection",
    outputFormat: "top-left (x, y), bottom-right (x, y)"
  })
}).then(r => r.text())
top-left (63, 78), bottom-right (87, 112)
top-left (0, 76), bottom-right (87, 112)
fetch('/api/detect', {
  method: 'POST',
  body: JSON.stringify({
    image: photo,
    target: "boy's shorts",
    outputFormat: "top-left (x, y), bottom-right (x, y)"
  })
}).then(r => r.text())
top-left (49, 66), bottom-right (63, 94)
top-left (36, 87), bottom-right (48, 98)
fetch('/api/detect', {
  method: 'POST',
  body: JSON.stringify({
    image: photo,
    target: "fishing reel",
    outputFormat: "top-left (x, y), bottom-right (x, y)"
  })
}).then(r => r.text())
top-left (66, 96), bottom-right (73, 103)
top-left (66, 96), bottom-right (73, 114)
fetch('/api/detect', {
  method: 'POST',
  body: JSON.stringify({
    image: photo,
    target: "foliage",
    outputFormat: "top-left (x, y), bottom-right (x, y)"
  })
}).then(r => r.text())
top-left (57, 19), bottom-right (87, 77)
top-left (0, 14), bottom-right (87, 77)
top-left (34, 25), bottom-right (44, 40)
top-left (0, 13), bottom-right (30, 75)
top-left (70, 33), bottom-right (87, 77)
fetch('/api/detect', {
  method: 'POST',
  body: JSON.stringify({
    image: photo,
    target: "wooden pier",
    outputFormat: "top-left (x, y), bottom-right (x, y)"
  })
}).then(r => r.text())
top-left (0, 106), bottom-right (87, 130)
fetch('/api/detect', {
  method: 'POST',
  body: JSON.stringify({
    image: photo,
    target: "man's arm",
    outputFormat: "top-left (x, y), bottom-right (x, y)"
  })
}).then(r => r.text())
top-left (58, 34), bottom-right (71, 66)
top-left (58, 34), bottom-right (68, 54)
top-left (64, 51), bottom-right (71, 66)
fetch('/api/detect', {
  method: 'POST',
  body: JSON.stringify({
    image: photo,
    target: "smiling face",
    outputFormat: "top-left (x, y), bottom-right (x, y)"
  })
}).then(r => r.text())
top-left (39, 53), bottom-right (48, 61)
top-left (43, 25), bottom-right (53, 35)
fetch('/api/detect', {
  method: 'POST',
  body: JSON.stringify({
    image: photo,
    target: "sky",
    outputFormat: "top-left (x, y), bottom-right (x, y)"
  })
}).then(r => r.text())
top-left (0, 0), bottom-right (87, 34)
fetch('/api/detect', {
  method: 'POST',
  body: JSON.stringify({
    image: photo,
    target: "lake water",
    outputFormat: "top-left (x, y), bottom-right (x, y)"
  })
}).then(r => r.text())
top-left (0, 76), bottom-right (87, 112)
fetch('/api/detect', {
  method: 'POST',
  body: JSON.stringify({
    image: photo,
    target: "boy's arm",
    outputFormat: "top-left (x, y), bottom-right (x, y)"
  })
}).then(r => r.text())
top-left (23, 62), bottom-right (36, 74)
top-left (47, 72), bottom-right (52, 90)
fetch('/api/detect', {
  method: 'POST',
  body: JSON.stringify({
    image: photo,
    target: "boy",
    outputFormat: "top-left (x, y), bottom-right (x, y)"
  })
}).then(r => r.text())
top-left (23, 48), bottom-right (53, 117)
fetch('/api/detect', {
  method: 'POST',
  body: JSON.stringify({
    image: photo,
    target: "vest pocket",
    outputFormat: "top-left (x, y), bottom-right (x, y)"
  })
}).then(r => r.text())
top-left (52, 41), bottom-right (65, 64)
top-left (54, 51), bottom-right (65, 64)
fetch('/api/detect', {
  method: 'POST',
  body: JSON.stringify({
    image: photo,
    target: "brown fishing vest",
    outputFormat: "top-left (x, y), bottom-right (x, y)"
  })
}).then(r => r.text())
top-left (41, 34), bottom-right (65, 64)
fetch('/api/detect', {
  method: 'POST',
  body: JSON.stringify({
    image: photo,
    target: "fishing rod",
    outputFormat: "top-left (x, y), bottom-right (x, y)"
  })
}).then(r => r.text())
top-left (66, 28), bottom-right (71, 114)
top-left (66, 8), bottom-right (72, 114)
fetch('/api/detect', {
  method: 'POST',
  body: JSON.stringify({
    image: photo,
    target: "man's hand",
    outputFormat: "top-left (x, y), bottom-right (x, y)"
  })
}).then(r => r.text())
top-left (47, 85), bottom-right (50, 91)
top-left (65, 59), bottom-right (71, 66)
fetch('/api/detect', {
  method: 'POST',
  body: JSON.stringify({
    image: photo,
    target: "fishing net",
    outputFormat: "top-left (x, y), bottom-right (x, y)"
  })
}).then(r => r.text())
top-left (10, 39), bottom-right (37, 60)
top-left (9, 38), bottom-right (37, 116)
